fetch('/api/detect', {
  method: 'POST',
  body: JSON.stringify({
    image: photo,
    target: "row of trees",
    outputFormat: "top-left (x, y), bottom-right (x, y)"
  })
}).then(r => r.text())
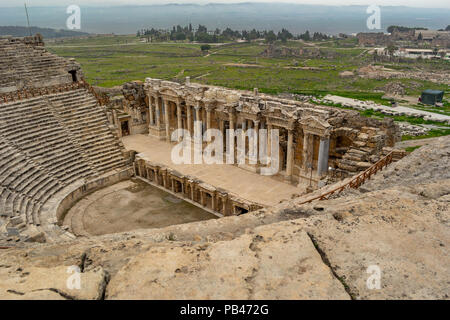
top-left (386, 25), bottom-right (428, 33)
top-left (387, 25), bottom-right (450, 33)
top-left (137, 25), bottom-right (330, 43)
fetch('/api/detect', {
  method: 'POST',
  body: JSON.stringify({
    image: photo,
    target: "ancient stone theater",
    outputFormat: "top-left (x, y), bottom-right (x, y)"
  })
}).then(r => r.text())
top-left (0, 35), bottom-right (402, 243)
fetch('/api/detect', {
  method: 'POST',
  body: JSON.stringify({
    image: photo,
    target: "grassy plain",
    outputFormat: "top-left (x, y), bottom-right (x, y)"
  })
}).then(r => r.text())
top-left (47, 35), bottom-right (449, 97)
top-left (47, 35), bottom-right (449, 139)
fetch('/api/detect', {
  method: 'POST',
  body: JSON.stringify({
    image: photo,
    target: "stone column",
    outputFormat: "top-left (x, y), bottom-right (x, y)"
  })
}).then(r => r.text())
top-left (176, 101), bottom-right (183, 142)
top-left (317, 136), bottom-right (330, 176)
top-left (200, 191), bottom-right (205, 207)
top-left (302, 132), bottom-right (310, 170)
top-left (187, 105), bottom-right (192, 137)
top-left (219, 119), bottom-right (225, 158)
top-left (211, 193), bottom-right (216, 211)
top-left (267, 124), bottom-right (273, 159)
top-left (219, 119), bottom-right (225, 136)
top-left (241, 118), bottom-right (247, 157)
top-left (195, 105), bottom-right (201, 120)
top-left (190, 185), bottom-right (195, 201)
top-left (286, 129), bottom-right (294, 180)
top-left (164, 99), bottom-right (170, 141)
top-left (222, 198), bottom-right (227, 216)
top-left (226, 112), bottom-right (235, 162)
top-left (253, 120), bottom-right (260, 164)
top-left (154, 169), bottom-right (159, 185)
top-left (155, 96), bottom-right (161, 128)
top-left (206, 107), bottom-right (212, 140)
top-left (149, 97), bottom-right (154, 126)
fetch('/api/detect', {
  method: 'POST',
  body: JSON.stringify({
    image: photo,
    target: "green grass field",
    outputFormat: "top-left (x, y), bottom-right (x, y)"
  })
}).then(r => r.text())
top-left (47, 35), bottom-right (450, 139)
top-left (47, 35), bottom-right (449, 97)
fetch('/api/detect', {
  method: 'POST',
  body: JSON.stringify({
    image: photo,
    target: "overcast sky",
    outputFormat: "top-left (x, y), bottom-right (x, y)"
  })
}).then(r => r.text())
top-left (1, 1), bottom-right (449, 9)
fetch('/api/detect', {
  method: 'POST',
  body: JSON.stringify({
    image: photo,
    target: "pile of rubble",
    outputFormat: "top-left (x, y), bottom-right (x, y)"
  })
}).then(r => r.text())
top-left (381, 81), bottom-right (406, 96)
top-left (356, 65), bottom-right (450, 85)
top-left (396, 122), bottom-right (430, 137)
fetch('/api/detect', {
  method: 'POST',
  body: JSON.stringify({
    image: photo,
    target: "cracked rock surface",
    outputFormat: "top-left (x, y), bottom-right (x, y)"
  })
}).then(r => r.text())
top-left (0, 265), bottom-right (107, 300)
top-left (106, 225), bottom-right (349, 300)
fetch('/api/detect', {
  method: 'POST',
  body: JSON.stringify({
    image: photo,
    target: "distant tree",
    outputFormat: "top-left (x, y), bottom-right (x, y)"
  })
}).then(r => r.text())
top-left (446, 25), bottom-right (450, 31)
top-left (303, 30), bottom-right (311, 41)
top-left (439, 51), bottom-right (446, 59)
top-left (387, 25), bottom-right (427, 33)
top-left (248, 29), bottom-right (260, 41)
top-left (265, 30), bottom-right (277, 43)
top-left (386, 44), bottom-right (398, 58)
top-left (175, 32), bottom-right (186, 41)
top-left (418, 32), bottom-right (423, 40)
top-left (197, 25), bottom-right (208, 34)
top-left (242, 30), bottom-right (250, 42)
top-left (201, 44), bottom-right (211, 52)
top-left (277, 28), bottom-right (293, 43)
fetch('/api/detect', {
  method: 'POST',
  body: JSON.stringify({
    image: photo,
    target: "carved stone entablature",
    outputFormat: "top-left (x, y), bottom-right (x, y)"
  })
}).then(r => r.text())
top-left (159, 87), bottom-right (183, 102)
top-left (204, 99), bottom-right (217, 111)
top-left (264, 104), bottom-right (299, 129)
top-left (185, 83), bottom-right (207, 96)
top-left (145, 78), bottom-right (162, 91)
top-left (184, 91), bottom-right (203, 106)
top-left (215, 102), bottom-right (235, 115)
top-left (300, 108), bottom-right (329, 121)
top-left (236, 99), bottom-right (262, 116)
top-left (299, 116), bottom-right (331, 137)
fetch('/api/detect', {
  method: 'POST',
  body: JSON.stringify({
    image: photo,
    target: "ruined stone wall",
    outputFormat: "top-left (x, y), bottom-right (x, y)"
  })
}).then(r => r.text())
top-left (121, 81), bottom-right (149, 135)
top-left (357, 32), bottom-right (391, 46)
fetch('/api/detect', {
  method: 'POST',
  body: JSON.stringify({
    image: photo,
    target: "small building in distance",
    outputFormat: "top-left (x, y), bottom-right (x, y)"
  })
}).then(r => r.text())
top-left (420, 90), bottom-right (444, 106)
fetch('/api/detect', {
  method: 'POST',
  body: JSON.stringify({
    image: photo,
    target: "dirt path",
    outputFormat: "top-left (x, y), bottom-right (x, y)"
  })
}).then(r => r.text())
top-left (395, 137), bottom-right (444, 149)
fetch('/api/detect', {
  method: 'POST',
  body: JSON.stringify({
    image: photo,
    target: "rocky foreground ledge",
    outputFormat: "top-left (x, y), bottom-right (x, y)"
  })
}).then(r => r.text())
top-left (0, 137), bottom-right (448, 300)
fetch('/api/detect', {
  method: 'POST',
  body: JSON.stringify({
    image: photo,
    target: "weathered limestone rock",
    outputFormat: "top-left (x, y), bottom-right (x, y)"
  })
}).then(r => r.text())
top-left (0, 266), bottom-right (107, 300)
top-left (305, 186), bottom-right (450, 300)
top-left (106, 225), bottom-right (350, 300)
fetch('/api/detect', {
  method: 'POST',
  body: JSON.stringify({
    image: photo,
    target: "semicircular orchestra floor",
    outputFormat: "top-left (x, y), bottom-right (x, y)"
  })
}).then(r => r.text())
top-left (63, 179), bottom-right (217, 237)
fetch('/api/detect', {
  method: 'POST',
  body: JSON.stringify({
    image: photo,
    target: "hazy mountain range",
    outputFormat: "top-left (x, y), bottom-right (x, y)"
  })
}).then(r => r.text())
top-left (0, 26), bottom-right (89, 38)
top-left (0, 3), bottom-right (449, 35)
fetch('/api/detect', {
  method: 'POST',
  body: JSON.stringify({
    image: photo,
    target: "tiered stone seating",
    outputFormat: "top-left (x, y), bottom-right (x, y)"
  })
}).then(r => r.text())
top-left (0, 137), bottom-right (63, 225)
top-left (0, 97), bottom-right (94, 185)
top-left (48, 89), bottom-right (128, 174)
top-left (0, 39), bottom-right (72, 90)
top-left (0, 90), bottom-right (128, 226)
